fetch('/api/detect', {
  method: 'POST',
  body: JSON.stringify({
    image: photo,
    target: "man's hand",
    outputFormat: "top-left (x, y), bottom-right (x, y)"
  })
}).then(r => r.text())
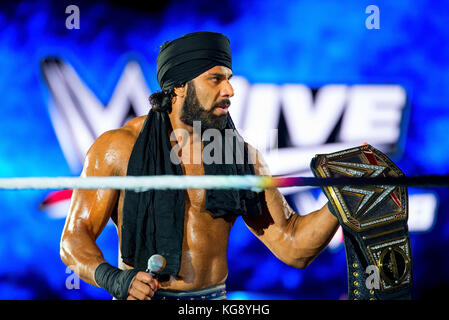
top-left (127, 271), bottom-right (160, 300)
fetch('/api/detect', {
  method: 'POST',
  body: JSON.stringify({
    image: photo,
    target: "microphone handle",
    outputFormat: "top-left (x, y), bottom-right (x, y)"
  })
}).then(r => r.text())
top-left (146, 268), bottom-right (158, 277)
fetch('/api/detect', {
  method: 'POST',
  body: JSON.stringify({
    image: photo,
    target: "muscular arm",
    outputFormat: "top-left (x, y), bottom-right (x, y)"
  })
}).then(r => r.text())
top-left (60, 129), bottom-right (130, 286)
top-left (243, 147), bottom-right (339, 269)
top-left (61, 117), bottom-right (159, 300)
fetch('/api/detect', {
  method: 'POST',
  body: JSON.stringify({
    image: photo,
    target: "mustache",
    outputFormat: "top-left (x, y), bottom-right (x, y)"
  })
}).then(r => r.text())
top-left (212, 99), bottom-right (231, 109)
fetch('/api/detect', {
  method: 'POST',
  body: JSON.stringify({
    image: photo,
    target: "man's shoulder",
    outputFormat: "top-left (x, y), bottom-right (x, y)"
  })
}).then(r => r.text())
top-left (245, 143), bottom-right (271, 176)
top-left (95, 115), bottom-right (146, 148)
top-left (84, 115), bottom-right (147, 173)
top-left (122, 115), bottom-right (147, 134)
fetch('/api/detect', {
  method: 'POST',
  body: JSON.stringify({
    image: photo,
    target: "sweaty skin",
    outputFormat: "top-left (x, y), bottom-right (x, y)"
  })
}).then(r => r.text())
top-left (60, 66), bottom-right (339, 300)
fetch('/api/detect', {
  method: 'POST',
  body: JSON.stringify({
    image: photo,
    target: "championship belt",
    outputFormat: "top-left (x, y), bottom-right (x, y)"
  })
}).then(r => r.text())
top-left (310, 144), bottom-right (412, 300)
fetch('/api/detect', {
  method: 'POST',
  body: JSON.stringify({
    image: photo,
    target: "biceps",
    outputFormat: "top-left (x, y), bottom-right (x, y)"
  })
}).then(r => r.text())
top-left (266, 188), bottom-right (296, 220)
top-left (65, 188), bottom-right (118, 239)
top-left (244, 189), bottom-right (296, 239)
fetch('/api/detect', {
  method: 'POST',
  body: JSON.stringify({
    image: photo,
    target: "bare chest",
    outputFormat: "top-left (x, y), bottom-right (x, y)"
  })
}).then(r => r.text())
top-left (116, 162), bottom-right (237, 257)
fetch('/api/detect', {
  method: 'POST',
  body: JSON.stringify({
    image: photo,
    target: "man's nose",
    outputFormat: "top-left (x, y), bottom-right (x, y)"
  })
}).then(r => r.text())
top-left (220, 80), bottom-right (234, 98)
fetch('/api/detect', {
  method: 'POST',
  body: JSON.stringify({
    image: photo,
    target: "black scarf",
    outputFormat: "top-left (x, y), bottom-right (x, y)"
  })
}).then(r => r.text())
top-left (120, 110), bottom-right (262, 275)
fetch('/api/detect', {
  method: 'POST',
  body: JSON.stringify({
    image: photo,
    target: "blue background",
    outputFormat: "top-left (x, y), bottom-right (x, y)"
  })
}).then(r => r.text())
top-left (0, 0), bottom-right (448, 299)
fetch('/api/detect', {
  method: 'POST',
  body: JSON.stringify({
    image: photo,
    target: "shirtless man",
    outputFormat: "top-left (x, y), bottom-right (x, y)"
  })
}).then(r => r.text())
top-left (60, 31), bottom-right (339, 300)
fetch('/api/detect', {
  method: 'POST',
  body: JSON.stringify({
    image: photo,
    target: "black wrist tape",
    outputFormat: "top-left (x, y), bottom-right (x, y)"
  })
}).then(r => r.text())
top-left (94, 262), bottom-right (139, 300)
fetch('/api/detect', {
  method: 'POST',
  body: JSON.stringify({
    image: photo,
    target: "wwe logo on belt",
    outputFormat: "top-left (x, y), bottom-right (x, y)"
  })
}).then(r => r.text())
top-left (327, 161), bottom-right (397, 218)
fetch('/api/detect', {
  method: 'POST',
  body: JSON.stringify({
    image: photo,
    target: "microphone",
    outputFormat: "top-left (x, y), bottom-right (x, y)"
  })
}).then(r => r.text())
top-left (146, 254), bottom-right (166, 277)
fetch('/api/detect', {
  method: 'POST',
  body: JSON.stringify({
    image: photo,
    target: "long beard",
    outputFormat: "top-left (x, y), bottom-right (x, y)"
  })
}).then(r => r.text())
top-left (180, 83), bottom-right (228, 131)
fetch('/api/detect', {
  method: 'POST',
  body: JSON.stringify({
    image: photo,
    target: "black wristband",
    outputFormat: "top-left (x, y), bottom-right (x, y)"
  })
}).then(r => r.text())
top-left (94, 262), bottom-right (139, 300)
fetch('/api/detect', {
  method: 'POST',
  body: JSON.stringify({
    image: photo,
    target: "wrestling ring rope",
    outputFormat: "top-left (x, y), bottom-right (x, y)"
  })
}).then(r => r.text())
top-left (0, 174), bottom-right (448, 191)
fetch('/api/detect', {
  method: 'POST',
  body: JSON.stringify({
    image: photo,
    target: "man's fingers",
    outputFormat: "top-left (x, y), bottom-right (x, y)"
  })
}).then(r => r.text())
top-left (136, 271), bottom-right (158, 289)
top-left (136, 271), bottom-right (153, 282)
top-left (133, 279), bottom-right (155, 295)
top-left (129, 286), bottom-right (152, 300)
top-left (126, 272), bottom-right (159, 300)
top-left (127, 295), bottom-right (137, 300)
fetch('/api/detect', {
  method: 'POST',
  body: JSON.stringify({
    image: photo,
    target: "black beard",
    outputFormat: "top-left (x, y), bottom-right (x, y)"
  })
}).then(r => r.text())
top-left (180, 82), bottom-right (229, 131)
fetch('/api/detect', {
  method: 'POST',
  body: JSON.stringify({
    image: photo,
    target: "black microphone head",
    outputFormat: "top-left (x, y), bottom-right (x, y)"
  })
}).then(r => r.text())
top-left (147, 254), bottom-right (166, 275)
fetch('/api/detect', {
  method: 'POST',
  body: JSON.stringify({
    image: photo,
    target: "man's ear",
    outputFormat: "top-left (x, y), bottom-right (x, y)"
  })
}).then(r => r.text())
top-left (173, 83), bottom-right (187, 98)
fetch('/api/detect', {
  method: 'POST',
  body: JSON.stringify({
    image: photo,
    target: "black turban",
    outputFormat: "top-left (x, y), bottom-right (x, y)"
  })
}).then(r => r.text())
top-left (156, 31), bottom-right (232, 91)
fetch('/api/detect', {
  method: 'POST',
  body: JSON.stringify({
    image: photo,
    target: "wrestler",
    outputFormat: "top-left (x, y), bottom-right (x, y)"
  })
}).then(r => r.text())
top-left (60, 31), bottom-right (339, 300)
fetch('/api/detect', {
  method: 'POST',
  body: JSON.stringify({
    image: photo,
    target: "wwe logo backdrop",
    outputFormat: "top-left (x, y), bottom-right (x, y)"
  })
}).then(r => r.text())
top-left (39, 58), bottom-right (437, 248)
